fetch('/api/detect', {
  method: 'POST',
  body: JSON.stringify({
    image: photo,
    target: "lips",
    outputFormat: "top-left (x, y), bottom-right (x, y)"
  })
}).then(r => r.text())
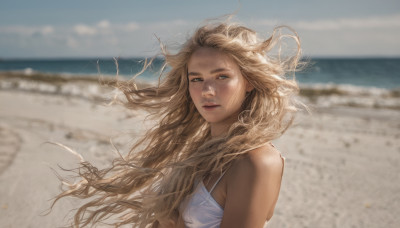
top-left (202, 103), bottom-right (220, 110)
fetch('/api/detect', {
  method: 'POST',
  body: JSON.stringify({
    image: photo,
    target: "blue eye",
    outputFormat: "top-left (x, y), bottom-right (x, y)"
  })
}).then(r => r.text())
top-left (218, 75), bottom-right (228, 79)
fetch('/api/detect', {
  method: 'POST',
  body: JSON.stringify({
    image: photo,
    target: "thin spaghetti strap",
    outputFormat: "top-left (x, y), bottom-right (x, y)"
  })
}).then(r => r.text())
top-left (280, 153), bottom-right (285, 177)
top-left (209, 170), bottom-right (227, 194)
top-left (272, 142), bottom-right (285, 177)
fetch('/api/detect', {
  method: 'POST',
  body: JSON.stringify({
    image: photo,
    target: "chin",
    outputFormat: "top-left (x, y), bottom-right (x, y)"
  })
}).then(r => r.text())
top-left (203, 116), bottom-right (228, 124)
top-left (202, 116), bottom-right (221, 123)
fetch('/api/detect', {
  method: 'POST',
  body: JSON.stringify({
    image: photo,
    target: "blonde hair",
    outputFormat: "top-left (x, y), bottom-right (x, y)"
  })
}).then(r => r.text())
top-left (52, 21), bottom-right (302, 227)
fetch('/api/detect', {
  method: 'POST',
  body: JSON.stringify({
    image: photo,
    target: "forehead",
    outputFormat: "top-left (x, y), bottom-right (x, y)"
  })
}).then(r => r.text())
top-left (188, 47), bottom-right (239, 71)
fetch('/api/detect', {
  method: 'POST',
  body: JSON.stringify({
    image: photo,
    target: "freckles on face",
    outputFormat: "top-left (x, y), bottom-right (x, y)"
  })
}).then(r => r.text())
top-left (187, 47), bottom-right (252, 125)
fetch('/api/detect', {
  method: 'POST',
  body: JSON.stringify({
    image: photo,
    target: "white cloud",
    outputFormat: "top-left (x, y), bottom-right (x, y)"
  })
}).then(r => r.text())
top-left (124, 22), bottom-right (140, 31)
top-left (144, 19), bottom-right (190, 30)
top-left (97, 20), bottom-right (111, 29)
top-left (73, 24), bottom-right (97, 35)
top-left (1, 16), bottom-right (399, 58)
top-left (254, 14), bottom-right (400, 31)
top-left (293, 14), bottom-right (400, 31)
top-left (0, 25), bottom-right (55, 36)
top-left (247, 14), bottom-right (400, 57)
top-left (69, 20), bottom-right (140, 37)
top-left (41, 26), bottom-right (54, 35)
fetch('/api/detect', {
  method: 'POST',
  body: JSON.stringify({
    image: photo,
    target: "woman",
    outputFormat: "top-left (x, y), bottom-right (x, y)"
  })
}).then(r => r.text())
top-left (53, 21), bottom-right (302, 228)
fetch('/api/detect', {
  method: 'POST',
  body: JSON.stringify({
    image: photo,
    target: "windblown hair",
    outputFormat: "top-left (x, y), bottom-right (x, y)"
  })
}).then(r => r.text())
top-left (52, 21), bottom-right (303, 227)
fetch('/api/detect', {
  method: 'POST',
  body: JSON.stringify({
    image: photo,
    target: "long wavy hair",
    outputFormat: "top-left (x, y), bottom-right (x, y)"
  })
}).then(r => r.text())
top-left (52, 21), bottom-right (303, 227)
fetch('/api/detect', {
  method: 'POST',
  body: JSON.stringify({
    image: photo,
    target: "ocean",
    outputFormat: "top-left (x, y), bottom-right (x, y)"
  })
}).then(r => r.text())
top-left (0, 58), bottom-right (399, 89)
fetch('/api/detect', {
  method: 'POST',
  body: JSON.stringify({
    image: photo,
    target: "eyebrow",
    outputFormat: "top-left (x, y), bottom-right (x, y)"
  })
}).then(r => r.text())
top-left (187, 68), bottom-right (230, 76)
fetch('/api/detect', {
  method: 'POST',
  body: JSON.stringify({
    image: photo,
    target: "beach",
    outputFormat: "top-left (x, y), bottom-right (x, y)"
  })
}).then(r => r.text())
top-left (0, 72), bottom-right (399, 228)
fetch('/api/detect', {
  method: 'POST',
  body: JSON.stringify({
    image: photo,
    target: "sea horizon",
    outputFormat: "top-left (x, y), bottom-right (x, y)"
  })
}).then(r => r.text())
top-left (1, 57), bottom-right (399, 90)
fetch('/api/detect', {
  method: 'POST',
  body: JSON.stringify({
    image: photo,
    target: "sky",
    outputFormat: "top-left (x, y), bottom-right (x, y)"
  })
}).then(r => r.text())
top-left (0, 0), bottom-right (399, 58)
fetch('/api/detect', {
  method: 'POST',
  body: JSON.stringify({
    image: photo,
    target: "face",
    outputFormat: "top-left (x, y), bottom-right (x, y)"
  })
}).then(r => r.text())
top-left (188, 47), bottom-right (253, 127)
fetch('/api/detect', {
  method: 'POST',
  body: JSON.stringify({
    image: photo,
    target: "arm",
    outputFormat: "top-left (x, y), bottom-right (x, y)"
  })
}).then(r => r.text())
top-left (220, 145), bottom-right (284, 228)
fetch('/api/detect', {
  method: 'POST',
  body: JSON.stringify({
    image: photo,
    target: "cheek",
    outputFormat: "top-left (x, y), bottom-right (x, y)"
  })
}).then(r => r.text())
top-left (188, 85), bottom-right (200, 102)
top-left (220, 80), bottom-right (246, 102)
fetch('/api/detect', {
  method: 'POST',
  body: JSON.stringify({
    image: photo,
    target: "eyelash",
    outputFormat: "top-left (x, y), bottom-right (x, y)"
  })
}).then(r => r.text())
top-left (189, 75), bottom-right (229, 82)
top-left (190, 78), bottom-right (203, 82)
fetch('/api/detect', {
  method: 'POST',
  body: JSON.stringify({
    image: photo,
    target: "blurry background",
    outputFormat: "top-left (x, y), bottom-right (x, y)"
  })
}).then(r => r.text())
top-left (0, 1), bottom-right (399, 228)
top-left (1, 0), bottom-right (400, 88)
top-left (1, 0), bottom-right (400, 58)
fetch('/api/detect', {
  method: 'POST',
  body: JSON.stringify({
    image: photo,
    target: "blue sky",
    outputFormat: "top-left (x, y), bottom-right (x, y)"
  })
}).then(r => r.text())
top-left (1, 0), bottom-right (399, 58)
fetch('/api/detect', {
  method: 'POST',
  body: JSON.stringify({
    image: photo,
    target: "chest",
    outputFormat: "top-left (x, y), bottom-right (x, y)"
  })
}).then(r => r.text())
top-left (180, 181), bottom-right (225, 228)
top-left (203, 175), bottom-right (227, 208)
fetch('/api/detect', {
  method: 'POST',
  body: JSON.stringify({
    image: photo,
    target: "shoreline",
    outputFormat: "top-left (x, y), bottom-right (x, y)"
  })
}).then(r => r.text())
top-left (1, 71), bottom-right (400, 110)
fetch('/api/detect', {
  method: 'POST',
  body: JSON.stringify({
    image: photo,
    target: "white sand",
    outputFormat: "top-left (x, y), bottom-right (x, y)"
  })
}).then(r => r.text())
top-left (0, 75), bottom-right (399, 227)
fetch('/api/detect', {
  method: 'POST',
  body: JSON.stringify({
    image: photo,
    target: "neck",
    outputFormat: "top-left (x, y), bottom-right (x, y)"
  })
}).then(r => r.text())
top-left (210, 115), bottom-right (239, 138)
top-left (210, 124), bottom-right (229, 138)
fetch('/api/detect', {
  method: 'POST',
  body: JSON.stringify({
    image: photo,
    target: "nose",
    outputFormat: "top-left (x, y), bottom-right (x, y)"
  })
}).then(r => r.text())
top-left (201, 81), bottom-right (216, 97)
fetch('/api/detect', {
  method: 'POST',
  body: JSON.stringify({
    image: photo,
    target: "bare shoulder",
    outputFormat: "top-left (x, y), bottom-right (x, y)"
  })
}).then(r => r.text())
top-left (221, 144), bottom-right (284, 226)
top-left (230, 144), bottom-right (284, 177)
